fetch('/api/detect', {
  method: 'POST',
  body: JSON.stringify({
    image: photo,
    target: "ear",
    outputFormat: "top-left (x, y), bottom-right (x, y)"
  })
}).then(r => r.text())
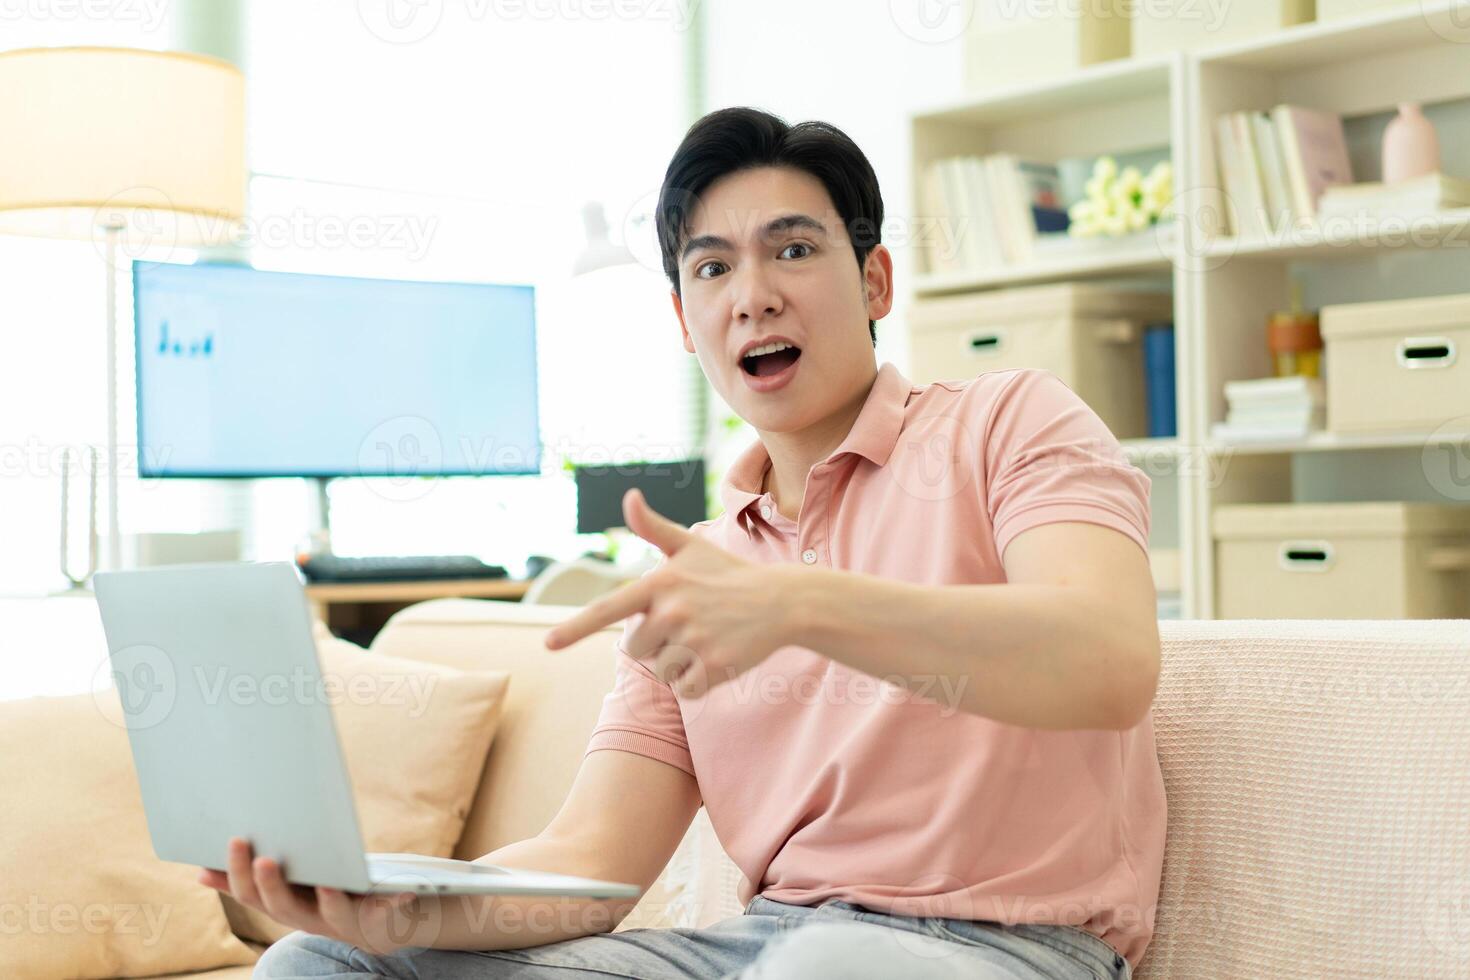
top-left (671, 288), bottom-right (695, 354)
top-left (863, 244), bottom-right (895, 322)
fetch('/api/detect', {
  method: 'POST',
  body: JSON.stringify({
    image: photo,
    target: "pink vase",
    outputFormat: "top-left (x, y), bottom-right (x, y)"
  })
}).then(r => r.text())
top-left (1382, 103), bottom-right (1440, 184)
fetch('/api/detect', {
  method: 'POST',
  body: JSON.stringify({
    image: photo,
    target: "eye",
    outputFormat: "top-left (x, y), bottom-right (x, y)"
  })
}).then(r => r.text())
top-left (780, 242), bottom-right (813, 260)
top-left (695, 259), bottom-right (726, 279)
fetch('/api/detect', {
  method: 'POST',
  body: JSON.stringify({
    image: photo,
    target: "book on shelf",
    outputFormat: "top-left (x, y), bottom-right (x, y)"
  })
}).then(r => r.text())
top-left (964, 157), bottom-right (1004, 268)
top-left (921, 161), bottom-right (953, 274)
top-left (1316, 172), bottom-right (1470, 220)
top-left (1222, 374), bottom-right (1325, 406)
top-left (984, 155), bottom-right (1019, 265)
top-left (1211, 414), bottom-right (1325, 442)
top-left (1214, 113), bottom-right (1258, 239)
top-left (1213, 105), bottom-right (1353, 235)
top-left (921, 153), bottom-right (1069, 275)
top-left (1231, 112), bottom-right (1272, 238)
top-left (1213, 375), bottom-right (1326, 441)
top-left (1250, 111), bottom-right (1292, 233)
top-left (1272, 105), bottom-right (1353, 221)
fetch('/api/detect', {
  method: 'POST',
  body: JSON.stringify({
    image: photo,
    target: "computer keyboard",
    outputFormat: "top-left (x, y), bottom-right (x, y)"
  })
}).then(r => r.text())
top-left (296, 553), bottom-right (509, 583)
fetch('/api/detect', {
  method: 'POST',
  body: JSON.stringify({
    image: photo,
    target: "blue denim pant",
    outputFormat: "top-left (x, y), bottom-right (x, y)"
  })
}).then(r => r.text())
top-left (253, 894), bottom-right (1133, 979)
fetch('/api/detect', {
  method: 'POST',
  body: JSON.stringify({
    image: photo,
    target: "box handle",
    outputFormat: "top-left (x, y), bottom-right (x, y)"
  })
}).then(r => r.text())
top-left (1425, 546), bottom-right (1470, 572)
top-left (963, 328), bottom-right (1006, 357)
top-left (1277, 540), bottom-right (1335, 573)
top-left (1395, 336), bottom-right (1457, 369)
top-left (1093, 320), bottom-right (1140, 345)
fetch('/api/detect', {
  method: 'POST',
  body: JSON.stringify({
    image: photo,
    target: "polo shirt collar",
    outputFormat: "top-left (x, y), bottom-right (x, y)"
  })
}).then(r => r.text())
top-left (717, 361), bottom-right (912, 529)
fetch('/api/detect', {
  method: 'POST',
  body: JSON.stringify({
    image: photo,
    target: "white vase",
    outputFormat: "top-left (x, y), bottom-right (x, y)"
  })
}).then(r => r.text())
top-left (1382, 103), bottom-right (1440, 184)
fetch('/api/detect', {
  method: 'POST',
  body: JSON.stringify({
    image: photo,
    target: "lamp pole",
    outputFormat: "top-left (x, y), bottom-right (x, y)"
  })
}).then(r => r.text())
top-left (103, 222), bottom-right (122, 574)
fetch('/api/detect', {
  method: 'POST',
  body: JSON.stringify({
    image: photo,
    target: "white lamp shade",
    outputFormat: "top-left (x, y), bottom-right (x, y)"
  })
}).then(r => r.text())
top-left (0, 46), bottom-right (246, 246)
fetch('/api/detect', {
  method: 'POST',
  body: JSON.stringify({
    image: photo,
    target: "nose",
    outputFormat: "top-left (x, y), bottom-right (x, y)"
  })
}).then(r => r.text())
top-left (730, 260), bottom-right (783, 323)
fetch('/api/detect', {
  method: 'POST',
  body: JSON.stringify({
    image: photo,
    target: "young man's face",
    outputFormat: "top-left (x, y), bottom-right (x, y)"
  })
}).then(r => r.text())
top-left (670, 166), bottom-right (893, 435)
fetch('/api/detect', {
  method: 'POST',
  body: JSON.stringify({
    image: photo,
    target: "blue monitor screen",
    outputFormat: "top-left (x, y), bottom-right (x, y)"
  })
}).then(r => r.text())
top-left (133, 263), bottom-right (540, 478)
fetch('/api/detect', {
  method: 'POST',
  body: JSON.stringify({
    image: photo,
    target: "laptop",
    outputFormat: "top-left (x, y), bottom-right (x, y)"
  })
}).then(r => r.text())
top-left (92, 560), bottom-right (640, 900)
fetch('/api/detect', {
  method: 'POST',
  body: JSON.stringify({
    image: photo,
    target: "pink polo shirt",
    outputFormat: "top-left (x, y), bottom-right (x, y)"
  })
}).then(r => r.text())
top-left (583, 362), bottom-right (1167, 971)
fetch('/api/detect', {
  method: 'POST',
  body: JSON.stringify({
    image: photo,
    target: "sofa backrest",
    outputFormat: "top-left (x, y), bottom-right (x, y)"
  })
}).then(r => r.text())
top-left (369, 598), bottom-right (620, 861)
top-left (1140, 618), bottom-right (1470, 979)
top-left (373, 602), bottom-right (1470, 977)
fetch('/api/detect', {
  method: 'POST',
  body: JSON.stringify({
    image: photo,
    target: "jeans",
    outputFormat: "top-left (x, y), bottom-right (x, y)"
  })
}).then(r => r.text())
top-left (252, 894), bottom-right (1133, 979)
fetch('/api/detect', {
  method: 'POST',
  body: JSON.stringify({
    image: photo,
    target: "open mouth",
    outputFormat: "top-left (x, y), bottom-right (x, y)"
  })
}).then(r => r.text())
top-left (740, 342), bottom-right (802, 377)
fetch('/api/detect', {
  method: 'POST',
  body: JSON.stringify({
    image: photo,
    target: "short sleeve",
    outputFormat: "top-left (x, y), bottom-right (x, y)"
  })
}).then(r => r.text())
top-left (982, 369), bottom-right (1151, 561)
top-left (583, 609), bottom-right (696, 778)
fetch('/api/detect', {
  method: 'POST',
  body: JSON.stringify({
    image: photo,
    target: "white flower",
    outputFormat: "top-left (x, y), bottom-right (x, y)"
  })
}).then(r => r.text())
top-left (1142, 184), bottom-right (1171, 215)
top-left (1072, 155), bottom-right (1174, 237)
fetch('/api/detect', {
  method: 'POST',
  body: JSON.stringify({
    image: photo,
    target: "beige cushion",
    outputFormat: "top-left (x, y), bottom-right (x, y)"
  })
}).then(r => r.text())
top-left (136, 941), bottom-right (267, 979)
top-left (1139, 619), bottom-right (1470, 979)
top-left (0, 690), bottom-right (260, 979)
top-left (221, 621), bottom-right (510, 945)
top-left (367, 599), bottom-right (621, 860)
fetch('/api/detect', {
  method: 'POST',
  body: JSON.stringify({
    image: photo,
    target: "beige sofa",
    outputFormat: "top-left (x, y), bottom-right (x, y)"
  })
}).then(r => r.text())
top-left (66, 601), bottom-right (1470, 977)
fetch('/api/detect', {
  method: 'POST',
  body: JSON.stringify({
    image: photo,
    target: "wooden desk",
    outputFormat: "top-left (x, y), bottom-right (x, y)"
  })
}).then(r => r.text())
top-left (306, 577), bottom-right (532, 647)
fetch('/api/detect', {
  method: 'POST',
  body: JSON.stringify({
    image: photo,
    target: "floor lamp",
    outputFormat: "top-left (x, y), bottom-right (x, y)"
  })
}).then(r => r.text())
top-left (0, 46), bottom-right (247, 579)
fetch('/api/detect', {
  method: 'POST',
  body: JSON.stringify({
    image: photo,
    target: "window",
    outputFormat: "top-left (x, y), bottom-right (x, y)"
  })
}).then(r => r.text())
top-left (242, 5), bottom-right (702, 566)
top-left (0, 6), bottom-right (703, 593)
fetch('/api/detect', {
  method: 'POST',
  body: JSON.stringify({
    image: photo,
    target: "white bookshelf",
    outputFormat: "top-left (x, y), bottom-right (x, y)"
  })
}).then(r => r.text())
top-left (912, 234), bottom-right (1171, 295)
top-left (1203, 207), bottom-right (1470, 259)
top-left (906, 1), bottom-right (1470, 619)
top-left (1207, 428), bottom-right (1470, 456)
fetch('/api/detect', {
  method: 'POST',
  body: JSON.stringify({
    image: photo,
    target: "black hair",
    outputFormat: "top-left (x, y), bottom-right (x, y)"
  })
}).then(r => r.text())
top-left (655, 106), bottom-right (884, 346)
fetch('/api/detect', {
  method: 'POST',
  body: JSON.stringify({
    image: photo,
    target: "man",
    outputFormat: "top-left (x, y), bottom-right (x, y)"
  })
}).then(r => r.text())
top-left (235, 106), bottom-right (1165, 979)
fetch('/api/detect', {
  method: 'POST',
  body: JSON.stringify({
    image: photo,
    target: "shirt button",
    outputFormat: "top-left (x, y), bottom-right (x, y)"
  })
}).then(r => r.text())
top-left (760, 504), bottom-right (773, 521)
top-left (801, 549), bottom-right (817, 565)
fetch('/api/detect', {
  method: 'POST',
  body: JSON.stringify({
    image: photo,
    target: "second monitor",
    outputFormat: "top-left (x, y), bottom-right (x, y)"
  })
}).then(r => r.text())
top-left (575, 459), bottom-right (707, 534)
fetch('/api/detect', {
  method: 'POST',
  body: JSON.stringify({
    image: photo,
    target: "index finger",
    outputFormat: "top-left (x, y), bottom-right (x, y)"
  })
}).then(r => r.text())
top-left (544, 577), bottom-right (653, 650)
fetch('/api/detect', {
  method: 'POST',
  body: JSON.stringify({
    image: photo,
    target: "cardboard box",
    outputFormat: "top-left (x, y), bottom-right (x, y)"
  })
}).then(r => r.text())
top-left (1133, 0), bottom-right (1314, 57)
top-left (1213, 501), bottom-right (1470, 619)
top-left (1321, 291), bottom-right (1470, 434)
top-left (907, 282), bottom-right (1173, 439)
top-left (965, 0), bottom-right (1131, 91)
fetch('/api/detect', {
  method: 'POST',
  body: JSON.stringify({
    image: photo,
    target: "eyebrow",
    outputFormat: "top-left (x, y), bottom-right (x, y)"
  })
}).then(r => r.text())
top-left (680, 213), bottom-right (827, 263)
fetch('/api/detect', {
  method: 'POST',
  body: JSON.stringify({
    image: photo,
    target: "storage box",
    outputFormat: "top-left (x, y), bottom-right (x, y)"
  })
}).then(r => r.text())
top-left (1132, 0), bottom-right (1313, 57)
top-left (1213, 501), bottom-right (1470, 619)
top-left (1320, 291), bottom-right (1470, 434)
top-left (965, 0), bottom-right (1130, 92)
top-left (907, 283), bottom-right (1174, 439)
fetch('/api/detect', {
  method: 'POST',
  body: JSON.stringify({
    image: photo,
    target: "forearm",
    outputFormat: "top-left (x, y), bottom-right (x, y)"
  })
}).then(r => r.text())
top-left (387, 834), bottom-right (640, 953)
top-left (787, 568), bottom-right (1155, 730)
